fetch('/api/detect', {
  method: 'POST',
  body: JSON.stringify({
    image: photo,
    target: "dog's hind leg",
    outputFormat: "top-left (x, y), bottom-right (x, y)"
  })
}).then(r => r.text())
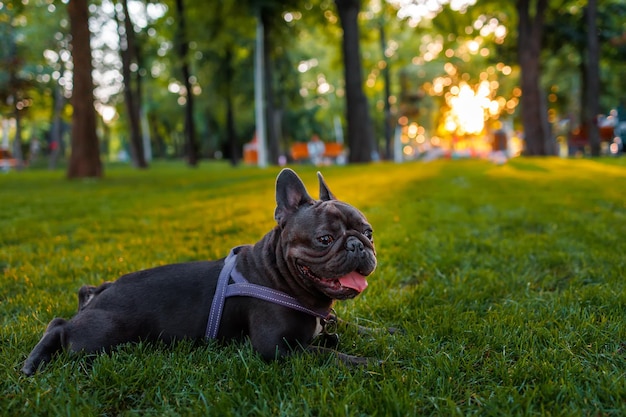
top-left (21, 318), bottom-right (68, 376)
top-left (22, 309), bottom-right (133, 376)
top-left (78, 285), bottom-right (97, 311)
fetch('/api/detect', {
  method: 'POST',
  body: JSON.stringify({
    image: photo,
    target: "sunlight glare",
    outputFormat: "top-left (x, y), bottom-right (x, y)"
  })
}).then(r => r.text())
top-left (393, 0), bottom-right (476, 25)
top-left (445, 82), bottom-right (496, 135)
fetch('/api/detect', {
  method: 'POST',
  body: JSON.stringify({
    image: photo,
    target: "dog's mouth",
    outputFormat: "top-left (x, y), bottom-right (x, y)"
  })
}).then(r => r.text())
top-left (297, 262), bottom-right (368, 299)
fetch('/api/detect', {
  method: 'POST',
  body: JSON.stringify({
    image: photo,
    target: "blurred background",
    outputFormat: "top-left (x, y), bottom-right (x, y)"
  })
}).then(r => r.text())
top-left (1, 0), bottom-right (625, 176)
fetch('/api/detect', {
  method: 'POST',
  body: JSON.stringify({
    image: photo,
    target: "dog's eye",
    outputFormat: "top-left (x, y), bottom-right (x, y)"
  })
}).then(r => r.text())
top-left (317, 235), bottom-right (334, 246)
top-left (363, 229), bottom-right (373, 242)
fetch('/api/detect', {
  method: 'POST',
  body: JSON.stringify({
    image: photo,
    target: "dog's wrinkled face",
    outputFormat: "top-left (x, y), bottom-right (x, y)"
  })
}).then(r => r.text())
top-left (286, 200), bottom-right (376, 299)
top-left (275, 169), bottom-right (376, 300)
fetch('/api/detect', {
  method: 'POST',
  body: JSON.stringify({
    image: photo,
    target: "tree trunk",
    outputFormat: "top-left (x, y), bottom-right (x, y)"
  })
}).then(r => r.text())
top-left (12, 103), bottom-right (24, 169)
top-left (136, 46), bottom-right (152, 162)
top-left (226, 92), bottom-right (238, 166)
top-left (117, 0), bottom-right (147, 168)
top-left (49, 71), bottom-right (65, 170)
top-left (380, 22), bottom-right (392, 160)
top-left (174, 0), bottom-right (198, 166)
top-left (585, 1), bottom-right (601, 156)
top-left (225, 48), bottom-right (238, 166)
top-left (67, 0), bottom-right (103, 178)
top-left (149, 113), bottom-right (166, 158)
top-left (516, 0), bottom-right (552, 155)
top-left (335, 0), bottom-right (376, 163)
top-left (261, 9), bottom-right (280, 165)
top-left (6, 36), bottom-right (23, 168)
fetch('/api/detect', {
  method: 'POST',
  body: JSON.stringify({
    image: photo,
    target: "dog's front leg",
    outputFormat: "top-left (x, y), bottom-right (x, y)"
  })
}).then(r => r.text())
top-left (306, 345), bottom-right (374, 366)
top-left (333, 315), bottom-right (402, 337)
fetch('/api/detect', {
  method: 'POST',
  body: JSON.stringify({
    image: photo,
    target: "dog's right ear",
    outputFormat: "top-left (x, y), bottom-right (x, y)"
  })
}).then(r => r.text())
top-left (274, 168), bottom-right (314, 226)
top-left (317, 172), bottom-right (336, 201)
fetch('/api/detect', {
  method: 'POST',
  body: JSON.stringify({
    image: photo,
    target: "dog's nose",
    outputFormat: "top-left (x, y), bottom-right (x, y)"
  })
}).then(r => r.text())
top-left (346, 236), bottom-right (365, 253)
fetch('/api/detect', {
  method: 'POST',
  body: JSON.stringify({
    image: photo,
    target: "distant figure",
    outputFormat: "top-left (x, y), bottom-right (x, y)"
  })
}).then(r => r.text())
top-left (307, 134), bottom-right (325, 166)
top-left (618, 102), bottom-right (626, 154)
top-left (29, 138), bottom-right (41, 164)
top-left (492, 129), bottom-right (507, 152)
top-left (490, 129), bottom-right (508, 165)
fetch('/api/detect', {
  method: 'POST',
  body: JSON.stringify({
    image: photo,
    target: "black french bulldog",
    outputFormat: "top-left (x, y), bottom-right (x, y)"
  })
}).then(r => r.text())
top-left (22, 169), bottom-right (377, 375)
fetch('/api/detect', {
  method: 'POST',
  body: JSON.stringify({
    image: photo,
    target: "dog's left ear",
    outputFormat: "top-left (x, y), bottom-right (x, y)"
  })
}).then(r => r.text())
top-left (317, 172), bottom-right (336, 201)
top-left (275, 168), bottom-right (315, 226)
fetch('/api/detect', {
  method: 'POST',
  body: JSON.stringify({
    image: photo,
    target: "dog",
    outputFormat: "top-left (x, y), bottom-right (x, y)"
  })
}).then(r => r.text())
top-left (22, 168), bottom-right (377, 375)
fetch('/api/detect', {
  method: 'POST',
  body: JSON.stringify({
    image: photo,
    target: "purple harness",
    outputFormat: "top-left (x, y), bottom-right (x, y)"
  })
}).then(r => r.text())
top-left (205, 247), bottom-right (331, 339)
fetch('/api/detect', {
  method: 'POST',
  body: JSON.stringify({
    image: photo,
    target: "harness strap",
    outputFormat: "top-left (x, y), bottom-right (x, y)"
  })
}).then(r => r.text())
top-left (205, 247), bottom-right (331, 340)
top-left (205, 249), bottom-right (238, 339)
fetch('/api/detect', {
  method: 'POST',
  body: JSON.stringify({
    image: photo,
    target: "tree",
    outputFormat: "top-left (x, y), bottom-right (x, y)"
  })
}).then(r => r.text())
top-left (248, 0), bottom-right (313, 164)
top-left (1, 28), bottom-right (25, 168)
top-left (191, 0), bottom-right (256, 165)
top-left (259, 6), bottom-right (282, 165)
top-left (542, 1), bottom-right (625, 155)
top-left (0, 1), bottom-right (35, 169)
top-left (11, 0), bottom-right (623, 166)
top-left (174, 0), bottom-right (199, 166)
top-left (398, 0), bottom-right (563, 155)
top-left (379, 20), bottom-right (393, 159)
top-left (67, 0), bottom-right (102, 178)
top-left (585, 0), bottom-right (600, 156)
top-left (116, 0), bottom-right (147, 168)
top-left (516, 0), bottom-right (552, 155)
top-left (48, 63), bottom-right (66, 170)
top-left (335, 0), bottom-right (376, 162)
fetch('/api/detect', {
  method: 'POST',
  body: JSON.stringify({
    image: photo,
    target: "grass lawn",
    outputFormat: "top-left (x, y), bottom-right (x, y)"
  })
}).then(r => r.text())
top-left (1, 158), bottom-right (625, 416)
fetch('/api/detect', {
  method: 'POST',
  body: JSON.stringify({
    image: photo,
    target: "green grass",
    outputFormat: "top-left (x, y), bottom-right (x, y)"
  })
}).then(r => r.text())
top-left (1, 158), bottom-right (625, 416)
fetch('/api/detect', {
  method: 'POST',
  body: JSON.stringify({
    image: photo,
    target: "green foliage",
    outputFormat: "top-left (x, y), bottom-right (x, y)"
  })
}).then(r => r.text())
top-left (3, 0), bottom-right (626, 162)
top-left (1, 159), bottom-right (625, 415)
top-left (0, 0), bottom-right (69, 129)
top-left (542, 0), bottom-right (626, 113)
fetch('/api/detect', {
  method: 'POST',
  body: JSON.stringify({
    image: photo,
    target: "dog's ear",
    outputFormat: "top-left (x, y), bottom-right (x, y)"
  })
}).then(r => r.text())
top-left (275, 169), bottom-right (315, 226)
top-left (317, 172), bottom-right (336, 201)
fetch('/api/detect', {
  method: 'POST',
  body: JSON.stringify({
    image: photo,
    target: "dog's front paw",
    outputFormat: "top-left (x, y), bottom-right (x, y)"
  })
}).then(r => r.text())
top-left (385, 326), bottom-right (405, 336)
top-left (334, 351), bottom-right (378, 367)
top-left (315, 332), bottom-right (340, 349)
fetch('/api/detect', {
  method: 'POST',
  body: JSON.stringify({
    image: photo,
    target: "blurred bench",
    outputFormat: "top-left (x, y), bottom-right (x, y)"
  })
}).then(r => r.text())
top-left (291, 143), bottom-right (309, 161)
top-left (570, 124), bottom-right (616, 147)
top-left (290, 142), bottom-right (344, 162)
top-left (0, 148), bottom-right (18, 171)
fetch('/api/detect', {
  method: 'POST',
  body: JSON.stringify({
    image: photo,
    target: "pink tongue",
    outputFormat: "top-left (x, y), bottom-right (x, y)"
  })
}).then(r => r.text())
top-left (338, 272), bottom-right (368, 292)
